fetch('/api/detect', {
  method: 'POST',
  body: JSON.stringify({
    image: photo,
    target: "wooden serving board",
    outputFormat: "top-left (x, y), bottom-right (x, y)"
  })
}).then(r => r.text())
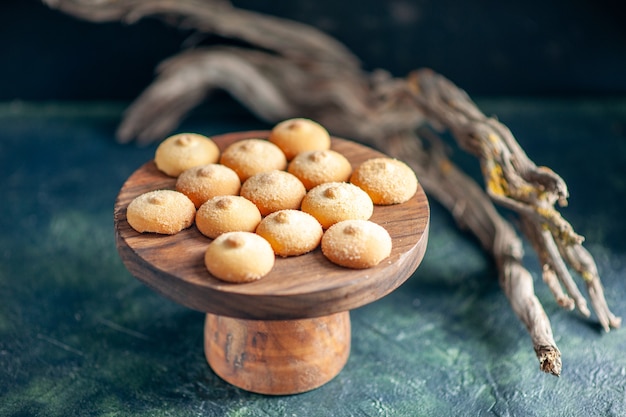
top-left (114, 131), bottom-right (429, 320)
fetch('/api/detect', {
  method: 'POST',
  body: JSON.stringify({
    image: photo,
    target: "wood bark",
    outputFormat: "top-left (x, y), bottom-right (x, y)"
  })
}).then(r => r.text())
top-left (44, 0), bottom-right (621, 376)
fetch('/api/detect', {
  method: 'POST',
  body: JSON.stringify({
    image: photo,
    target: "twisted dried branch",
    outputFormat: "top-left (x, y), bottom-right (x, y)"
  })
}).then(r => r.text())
top-left (407, 69), bottom-right (620, 332)
top-left (44, 0), bottom-right (620, 375)
top-left (384, 128), bottom-right (562, 375)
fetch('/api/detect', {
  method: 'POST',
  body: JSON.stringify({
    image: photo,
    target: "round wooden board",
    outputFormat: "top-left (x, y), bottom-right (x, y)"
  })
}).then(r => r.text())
top-left (114, 131), bottom-right (430, 320)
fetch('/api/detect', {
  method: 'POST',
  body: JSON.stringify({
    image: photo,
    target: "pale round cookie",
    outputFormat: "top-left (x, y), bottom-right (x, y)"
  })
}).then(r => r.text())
top-left (204, 231), bottom-right (275, 283)
top-left (175, 164), bottom-right (241, 208)
top-left (287, 149), bottom-right (353, 190)
top-left (196, 195), bottom-right (262, 239)
top-left (154, 133), bottom-right (220, 177)
top-left (350, 157), bottom-right (418, 205)
top-left (321, 220), bottom-right (392, 269)
top-left (126, 189), bottom-right (196, 235)
top-left (268, 118), bottom-right (331, 160)
top-left (300, 182), bottom-right (374, 229)
top-left (240, 170), bottom-right (306, 216)
top-left (255, 210), bottom-right (323, 257)
top-left (219, 139), bottom-right (287, 182)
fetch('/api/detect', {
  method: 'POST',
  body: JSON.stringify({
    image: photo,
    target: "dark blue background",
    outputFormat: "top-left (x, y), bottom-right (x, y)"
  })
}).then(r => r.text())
top-left (2, 2), bottom-right (626, 415)
top-left (2, 0), bottom-right (625, 101)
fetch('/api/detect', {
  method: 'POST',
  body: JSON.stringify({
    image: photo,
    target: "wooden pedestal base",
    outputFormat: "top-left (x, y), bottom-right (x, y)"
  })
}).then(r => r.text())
top-left (115, 131), bottom-right (429, 395)
top-left (204, 311), bottom-right (351, 395)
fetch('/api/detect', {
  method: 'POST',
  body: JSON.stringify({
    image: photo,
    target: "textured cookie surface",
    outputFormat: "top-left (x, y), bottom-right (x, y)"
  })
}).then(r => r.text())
top-left (288, 149), bottom-right (352, 190)
top-left (154, 133), bottom-right (220, 177)
top-left (255, 210), bottom-right (323, 257)
top-left (204, 231), bottom-right (275, 283)
top-left (268, 118), bottom-right (331, 160)
top-left (175, 164), bottom-right (241, 208)
top-left (196, 195), bottom-right (262, 239)
top-left (321, 219), bottom-right (392, 269)
top-left (301, 182), bottom-right (374, 229)
top-left (350, 157), bottom-right (418, 205)
top-left (240, 170), bottom-right (306, 216)
top-left (126, 189), bottom-right (196, 235)
top-left (219, 139), bottom-right (287, 182)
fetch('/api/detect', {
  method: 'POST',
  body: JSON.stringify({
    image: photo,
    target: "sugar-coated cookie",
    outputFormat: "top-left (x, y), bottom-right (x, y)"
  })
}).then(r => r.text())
top-left (219, 139), bottom-right (287, 182)
top-left (126, 189), bottom-right (196, 235)
top-left (204, 231), bottom-right (275, 283)
top-left (196, 195), bottom-right (262, 239)
top-left (300, 182), bottom-right (373, 229)
top-left (176, 164), bottom-right (241, 208)
top-left (287, 149), bottom-right (352, 190)
top-left (154, 133), bottom-right (220, 177)
top-left (240, 170), bottom-right (306, 216)
top-left (321, 220), bottom-right (392, 269)
top-left (255, 210), bottom-right (323, 257)
top-left (350, 157), bottom-right (418, 205)
top-left (268, 118), bottom-right (331, 160)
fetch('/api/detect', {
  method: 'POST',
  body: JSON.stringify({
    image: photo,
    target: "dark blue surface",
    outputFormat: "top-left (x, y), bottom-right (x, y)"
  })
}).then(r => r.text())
top-left (1, 99), bottom-right (625, 416)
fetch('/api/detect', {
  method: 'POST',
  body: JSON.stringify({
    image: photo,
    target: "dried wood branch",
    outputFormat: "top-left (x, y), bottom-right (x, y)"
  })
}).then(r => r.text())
top-left (44, 0), bottom-right (620, 375)
top-left (406, 69), bottom-right (620, 332)
top-left (42, 0), bottom-right (360, 68)
top-left (384, 128), bottom-right (562, 375)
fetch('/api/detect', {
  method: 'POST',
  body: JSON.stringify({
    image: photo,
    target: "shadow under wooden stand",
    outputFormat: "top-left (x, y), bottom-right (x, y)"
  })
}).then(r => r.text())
top-left (114, 131), bottom-right (430, 395)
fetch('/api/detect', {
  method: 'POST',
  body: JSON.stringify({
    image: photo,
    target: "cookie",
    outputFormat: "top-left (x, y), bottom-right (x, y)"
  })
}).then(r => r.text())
top-left (196, 195), bottom-right (262, 239)
top-left (126, 189), bottom-right (196, 235)
top-left (204, 231), bottom-right (275, 283)
top-left (240, 170), bottom-right (306, 216)
top-left (268, 118), bottom-right (331, 160)
top-left (321, 219), bottom-right (392, 269)
top-left (175, 164), bottom-right (241, 208)
top-left (300, 182), bottom-right (373, 229)
top-left (154, 133), bottom-right (220, 177)
top-left (287, 149), bottom-right (352, 190)
top-left (255, 210), bottom-right (323, 257)
top-left (219, 139), bottom-right (287, 182)
top-left (350, 157), bottom-right (418, 205)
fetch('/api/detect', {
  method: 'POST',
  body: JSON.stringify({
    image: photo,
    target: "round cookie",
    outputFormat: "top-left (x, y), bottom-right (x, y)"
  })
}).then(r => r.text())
top-left (321, 220), bottom-right (392, 269)
top-left (196, 195), bottom-right (262, 239)
top-left (268, 118), bottom-right (331, 160)
top-left (288, 149), bottom-right (353, 190)
top-left (204, 231), bottom-right (275, 283)
top-left (219, 139), bottom-right (287, 182)
top-left (154, 133), bottom-right (220, 177)
top-left (350, 157), bottom-right (418, 205)
top-left (176, 164), bottom-right (241, 208)
top-left (240, 170), bottom-right (306, 216)
top-left (126, 189), bottom-right (195, 235)
top-left (256, 210), bottom-right (323, 257)
top-left (300, 182), bottom-right (374, 229)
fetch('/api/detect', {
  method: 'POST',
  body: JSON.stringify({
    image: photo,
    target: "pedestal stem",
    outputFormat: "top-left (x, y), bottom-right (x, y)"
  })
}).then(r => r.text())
top-left (204, 311), bottom-right (351, 395)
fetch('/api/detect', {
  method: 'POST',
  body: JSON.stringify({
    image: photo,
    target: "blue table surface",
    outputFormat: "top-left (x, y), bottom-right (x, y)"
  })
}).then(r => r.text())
top-left (1, 98), bottom-right (625, 416)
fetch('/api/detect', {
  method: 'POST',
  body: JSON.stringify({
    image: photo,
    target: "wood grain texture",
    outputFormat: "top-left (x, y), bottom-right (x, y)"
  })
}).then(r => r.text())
top-left (204, 311), bottom-right (351, 395)
top-left (114, 131), bottom-right (430, 320)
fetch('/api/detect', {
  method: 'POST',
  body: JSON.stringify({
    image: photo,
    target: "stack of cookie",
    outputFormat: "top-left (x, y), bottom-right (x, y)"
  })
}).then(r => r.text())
top-left (125, 118), bottom-right (418, 283)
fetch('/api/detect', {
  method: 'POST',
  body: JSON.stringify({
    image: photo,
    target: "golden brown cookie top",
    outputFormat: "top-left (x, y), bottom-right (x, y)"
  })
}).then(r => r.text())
top-left (255, 209), bottom-right (323, 257)
top-left (220, 138), bottom-right (287, 182)
top-left (240, 170), bottom-right (306, 216)
top-left (175, 164), bottom-right (241, 208)
top-left (126, 189), bottom-right (196, 235)
top-left (269, 118), bottom-right (331, 160)
top-left (204, 231), bottom-right (275, 283)
top-left (288, 149), bottom-right (353, 190)
top-left (350, 157), bottom-right (418, 205)
top-left (321, 219), bottom-right (392, 269)
top-left (301, 182), bottom-right (373, 229)
top-left (154, 133), bottom-right (220, 177)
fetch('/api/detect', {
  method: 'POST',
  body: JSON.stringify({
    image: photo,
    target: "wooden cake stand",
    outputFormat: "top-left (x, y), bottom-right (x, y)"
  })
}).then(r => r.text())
top-left (114, 131), bottom-right (430, 395)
